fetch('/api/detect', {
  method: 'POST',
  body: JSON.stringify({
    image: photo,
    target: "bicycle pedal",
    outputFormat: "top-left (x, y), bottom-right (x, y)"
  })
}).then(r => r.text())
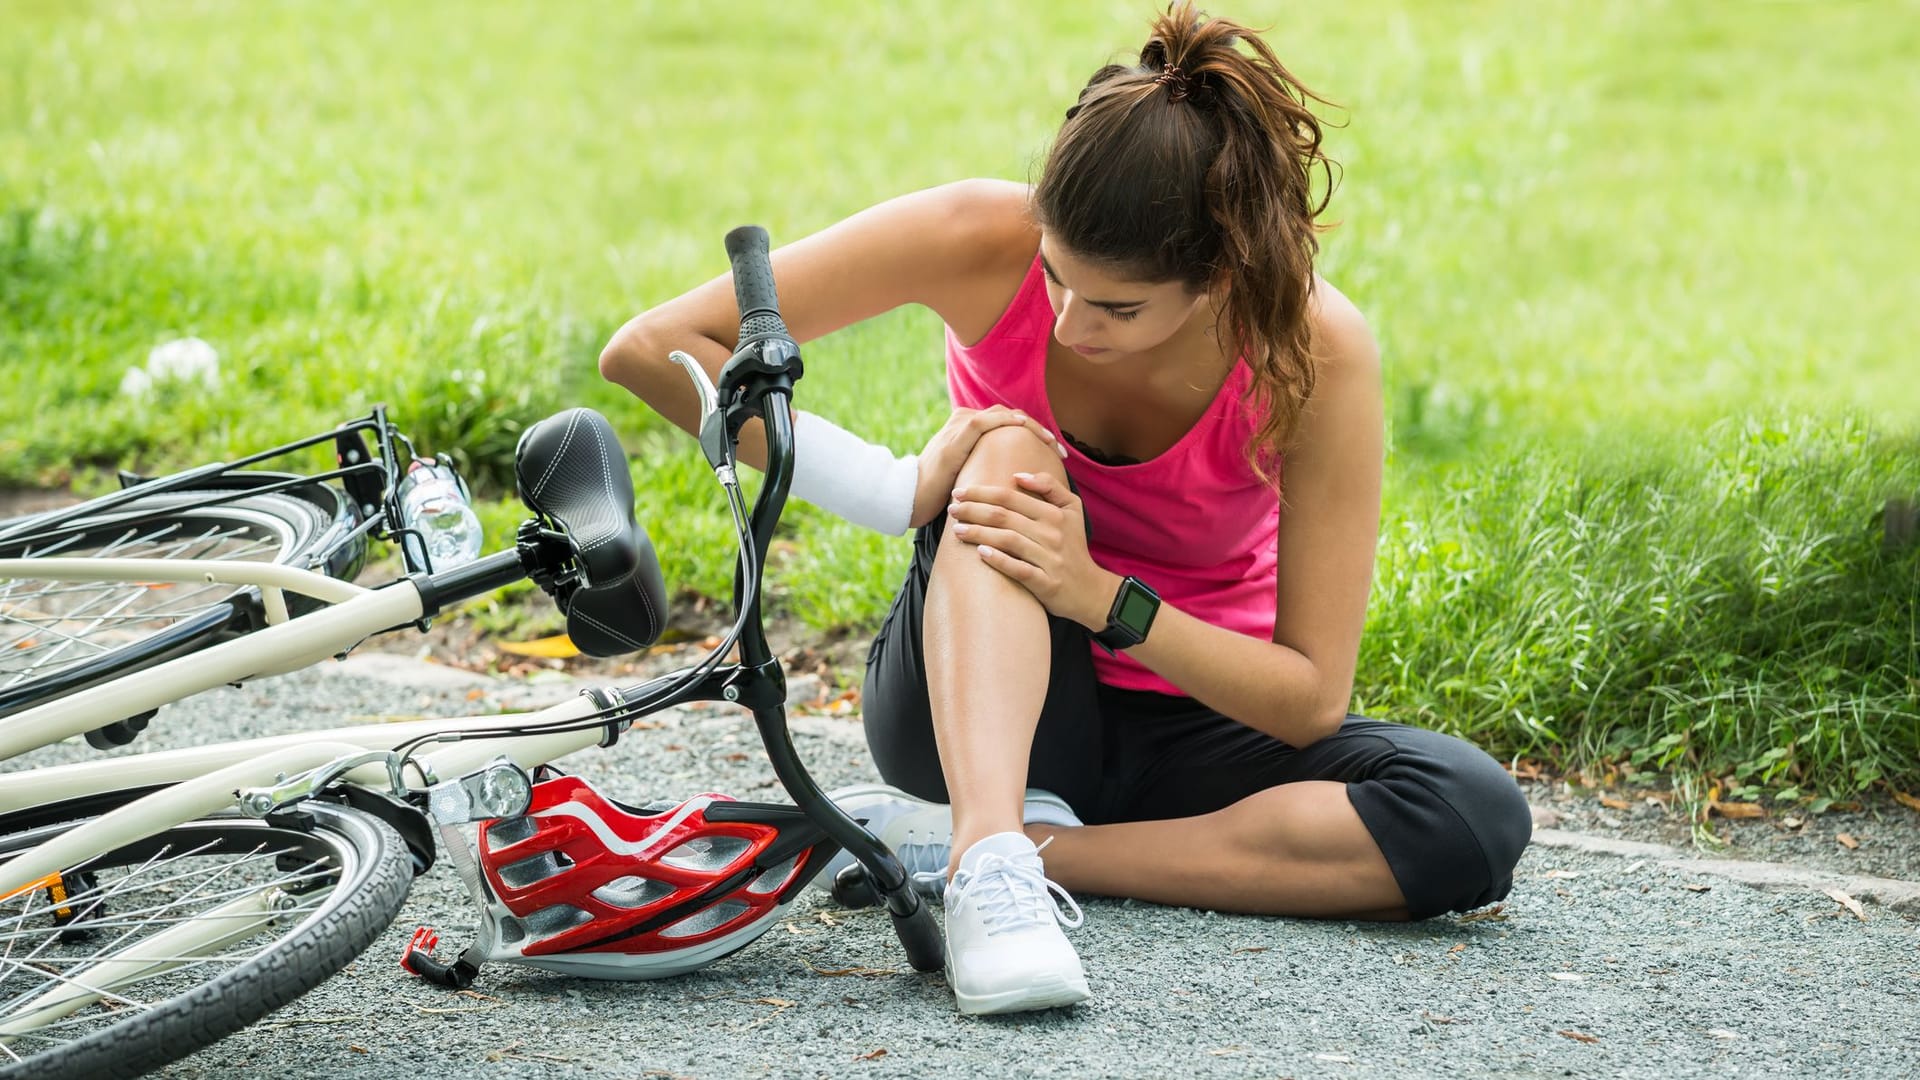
top-left (400, 925), bottom-right (440, 971)
top-left (400, 925), bottom-right (481, 989)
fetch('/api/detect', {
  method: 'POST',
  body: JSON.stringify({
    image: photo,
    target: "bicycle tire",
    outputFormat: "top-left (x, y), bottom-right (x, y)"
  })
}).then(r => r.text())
top-left (0, 489), bottom-right (334, 719)
top-left (0, 798), bottom-right (413, 1079)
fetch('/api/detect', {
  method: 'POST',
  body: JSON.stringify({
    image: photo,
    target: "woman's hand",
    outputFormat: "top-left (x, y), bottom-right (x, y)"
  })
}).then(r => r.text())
top-left (947, 471), bottom-right (1119, 629)
top-left (912, 407), bottom-right (1066, 528)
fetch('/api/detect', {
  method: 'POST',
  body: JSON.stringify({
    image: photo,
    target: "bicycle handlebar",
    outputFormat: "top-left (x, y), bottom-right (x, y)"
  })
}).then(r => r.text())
top-left (724, 225), bottom-right (790, 343)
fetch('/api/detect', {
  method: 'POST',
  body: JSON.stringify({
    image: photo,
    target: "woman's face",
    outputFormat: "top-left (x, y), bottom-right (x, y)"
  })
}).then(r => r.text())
top-left (1038, 236), bottom-right (1212, 360)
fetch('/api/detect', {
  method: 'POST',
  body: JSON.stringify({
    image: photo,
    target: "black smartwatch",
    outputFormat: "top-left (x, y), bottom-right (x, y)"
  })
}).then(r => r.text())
top-left (1092, 575), bottom-right (1160, 654)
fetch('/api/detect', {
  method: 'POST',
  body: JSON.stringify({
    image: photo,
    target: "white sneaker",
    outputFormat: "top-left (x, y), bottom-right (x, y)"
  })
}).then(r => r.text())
top-left (813, 784), bottom-right (1079, 900)
top-left (942, 832), bottom-right (1091, 1015)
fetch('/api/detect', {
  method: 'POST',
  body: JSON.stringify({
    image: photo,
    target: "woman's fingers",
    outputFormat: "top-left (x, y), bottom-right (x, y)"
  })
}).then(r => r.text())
top-left (974, 543), bottom-right (1039, 584)
top-left (1011, 471), bottom-right (1076, 508)
top-left (962, 407), bottom-right (1067, 459)
top-left (950, 482), bottom-right (1058, 523)
top-left (947, 520), bottom-right (1035, 557)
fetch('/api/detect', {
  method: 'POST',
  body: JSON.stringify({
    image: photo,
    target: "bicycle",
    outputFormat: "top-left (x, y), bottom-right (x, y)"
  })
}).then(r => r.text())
top-left (0, 402), bottom-right (476, 734)
top-left (0, 226), bottom-right (942, 1079)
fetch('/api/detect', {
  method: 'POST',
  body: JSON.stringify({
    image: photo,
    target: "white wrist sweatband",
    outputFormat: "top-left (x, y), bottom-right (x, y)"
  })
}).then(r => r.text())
top-left (788, 410), bottom-right (919, 535)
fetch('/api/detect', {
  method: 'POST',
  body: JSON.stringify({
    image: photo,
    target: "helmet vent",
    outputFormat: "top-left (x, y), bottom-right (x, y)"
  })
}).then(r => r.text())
top-left (591, 875), bottom-right (675, 909)
top-left (487, 816), bottom-right (538, 849)
top-left (745, 855), bottom-right (799, 895)
top-left (524, 904), bottom-right (594, 938)
top-left (661, 836), bottom-right (753, 872)
top-left (499, 851), bottom-right (573, 889)
top-left (659, 900), bottom-right (749, 939)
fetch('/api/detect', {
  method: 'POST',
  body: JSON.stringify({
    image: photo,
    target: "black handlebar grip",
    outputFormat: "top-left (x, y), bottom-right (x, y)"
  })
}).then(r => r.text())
top-left (891, 898), bottom-right (946, 973)
top-left (723, 224), bottom-right (790, 341)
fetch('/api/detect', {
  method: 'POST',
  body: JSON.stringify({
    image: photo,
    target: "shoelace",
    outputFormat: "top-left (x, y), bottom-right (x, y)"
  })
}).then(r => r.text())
top-left (894, 828), bottom-right (952, 893)
top-left (947, 840), bottom-right (1084, 936)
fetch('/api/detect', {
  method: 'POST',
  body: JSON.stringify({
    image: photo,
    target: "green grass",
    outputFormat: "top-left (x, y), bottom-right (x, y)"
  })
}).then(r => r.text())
top-left (4, 0), bottom-right (1916, 800)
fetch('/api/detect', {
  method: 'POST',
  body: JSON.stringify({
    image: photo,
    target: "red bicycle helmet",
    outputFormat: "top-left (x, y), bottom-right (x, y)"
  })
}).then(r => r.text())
top-left (464, 774), bottom-right (833, 980)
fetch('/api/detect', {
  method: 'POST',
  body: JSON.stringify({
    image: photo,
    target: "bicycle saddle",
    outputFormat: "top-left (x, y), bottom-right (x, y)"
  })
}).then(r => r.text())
top-left (513, 408), bottom-right (668, 656)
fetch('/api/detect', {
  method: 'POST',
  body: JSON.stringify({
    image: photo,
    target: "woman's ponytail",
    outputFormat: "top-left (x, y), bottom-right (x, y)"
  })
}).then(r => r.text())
top-left (1034, 2), bottom-right (1338, 483)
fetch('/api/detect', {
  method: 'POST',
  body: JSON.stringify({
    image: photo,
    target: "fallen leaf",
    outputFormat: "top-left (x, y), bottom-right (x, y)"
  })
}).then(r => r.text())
top-left (465, 688), bottom-right (486, 701)
top-left (1448, 944), bottom-right (1467, 954)
top-left (1542, 869), bottom-right (1582, 880)
top-left (1710, 800), bottom-right (1765, 819)
top-left (350, 1045), bottom-right (369, 1054)
top-left (1506, 760), bottom-right (1543, 780)
top-left (1685, 884), bottom-right (1712, 893)
top-left (1822, 888), bottom-right (1867, 921)
top-left (1781, 815), bottom-right (1805, 830)
top-left (496, 634), bottom-right (581, 659)
top-left (1558, 1029), bottom-right (1600, 1044)
top-left (724, 752), bottom-right (750, 762)
top-left (855, 1048), bottom-right (888, 1062)
top-left (1457, 903), bottom-right (1508, 923)
top-left (1892, 788), bottom-right (1920, 814)
top-left (1599, 796), bottom-right (1631, 810)
top-left (748, 997), bottom-right (796, 1008)
top-left (1836, 833), bottom-right (1860, 850)
top-left (10, 639), bottom-right (34, 650)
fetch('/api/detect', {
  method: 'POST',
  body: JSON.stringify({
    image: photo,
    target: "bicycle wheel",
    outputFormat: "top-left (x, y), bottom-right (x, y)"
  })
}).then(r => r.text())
top-left (0, 798), bottom-right (412, 1079)
top-left (0, 490), bottom-right (335, 718)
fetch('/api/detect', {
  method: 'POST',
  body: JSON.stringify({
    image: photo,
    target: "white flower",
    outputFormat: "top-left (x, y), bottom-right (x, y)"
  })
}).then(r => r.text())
top-left (145, 337), bottom-right (220, 388)
top-left (119, 366), bottom-right (154, 399)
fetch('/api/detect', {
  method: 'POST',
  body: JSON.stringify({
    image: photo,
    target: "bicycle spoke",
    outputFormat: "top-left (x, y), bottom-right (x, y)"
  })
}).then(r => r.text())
top-left (0, 500), bottom-right (300, 692)
top-left (0, 828), bottom-right (343, 1046)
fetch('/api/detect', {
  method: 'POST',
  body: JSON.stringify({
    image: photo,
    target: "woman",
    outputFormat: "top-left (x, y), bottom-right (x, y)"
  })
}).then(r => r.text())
top-left (599, 2), bottom-right (1531, 1017)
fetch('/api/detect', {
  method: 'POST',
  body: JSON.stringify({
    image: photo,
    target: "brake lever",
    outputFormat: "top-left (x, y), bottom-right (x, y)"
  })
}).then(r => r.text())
top-left (668, 350), bottom-right (731, 473)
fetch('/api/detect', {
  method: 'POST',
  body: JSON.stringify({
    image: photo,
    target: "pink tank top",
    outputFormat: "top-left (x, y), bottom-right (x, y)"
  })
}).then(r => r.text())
top-left (945, 253), bottom-right (1281, 694)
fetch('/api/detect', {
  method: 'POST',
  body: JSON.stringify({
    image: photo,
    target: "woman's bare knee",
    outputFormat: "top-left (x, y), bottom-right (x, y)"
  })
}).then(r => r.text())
top-left (956, 424), bottom-right (1067, 487)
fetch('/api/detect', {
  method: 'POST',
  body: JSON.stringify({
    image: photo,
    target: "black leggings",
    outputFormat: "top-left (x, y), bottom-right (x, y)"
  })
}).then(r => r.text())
top-left (861, 515), bottom-right (1533, 921)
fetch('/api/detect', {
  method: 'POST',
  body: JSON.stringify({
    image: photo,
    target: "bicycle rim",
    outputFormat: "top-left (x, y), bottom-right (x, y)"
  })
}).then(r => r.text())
top-left (0, 800), bottom-right (412, 1079)
top-left (0, 491), bottom-right (331, 716)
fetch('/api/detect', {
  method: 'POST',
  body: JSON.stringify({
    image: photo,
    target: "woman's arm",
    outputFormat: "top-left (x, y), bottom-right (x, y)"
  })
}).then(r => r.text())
top-left (1126, 285), bottom-right (1384, 745)
top-left (598, 179), bottom-right (1036, 471)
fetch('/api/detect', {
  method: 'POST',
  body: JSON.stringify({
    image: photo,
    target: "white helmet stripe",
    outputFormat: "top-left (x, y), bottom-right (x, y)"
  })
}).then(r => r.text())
top-left (532, 795), bottom-right (716, 858)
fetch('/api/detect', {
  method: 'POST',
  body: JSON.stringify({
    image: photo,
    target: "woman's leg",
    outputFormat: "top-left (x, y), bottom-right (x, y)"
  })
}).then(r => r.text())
top-left (920, 426), bottom-right (1076, 865)
top-left (1028, 781), bottom-right (1411, 918)
top-left (1026, 712), bottom-right (1532, 920)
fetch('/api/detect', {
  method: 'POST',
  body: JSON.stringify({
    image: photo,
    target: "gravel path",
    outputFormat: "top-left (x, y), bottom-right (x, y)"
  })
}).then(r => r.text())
top-left (9, 659), bottom-right (1917, 1079)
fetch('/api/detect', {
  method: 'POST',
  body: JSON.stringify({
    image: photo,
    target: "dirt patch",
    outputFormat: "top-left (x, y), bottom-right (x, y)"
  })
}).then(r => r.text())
top-left (0, 489), bottom-right (79, 518)
top-left (1521, 777), bottom-right (1920, 883)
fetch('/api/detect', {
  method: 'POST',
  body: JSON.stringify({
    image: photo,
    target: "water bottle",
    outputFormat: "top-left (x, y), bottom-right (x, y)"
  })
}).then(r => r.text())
top-left (397, 456), bottom-right (483, 570)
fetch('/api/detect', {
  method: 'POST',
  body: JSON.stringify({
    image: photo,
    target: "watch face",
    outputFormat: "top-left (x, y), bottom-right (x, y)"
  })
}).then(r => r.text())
top-left (1116, 585), bottom-right (1158, 632)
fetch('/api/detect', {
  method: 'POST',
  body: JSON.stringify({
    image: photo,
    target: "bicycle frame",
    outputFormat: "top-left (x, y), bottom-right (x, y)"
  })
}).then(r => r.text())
top-left (0, 226), bottom-right (942, 1047)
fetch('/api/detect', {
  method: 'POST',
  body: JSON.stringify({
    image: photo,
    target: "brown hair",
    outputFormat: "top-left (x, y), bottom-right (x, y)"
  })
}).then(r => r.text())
top-left (1032, 2), bottom-right (1337, 483)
